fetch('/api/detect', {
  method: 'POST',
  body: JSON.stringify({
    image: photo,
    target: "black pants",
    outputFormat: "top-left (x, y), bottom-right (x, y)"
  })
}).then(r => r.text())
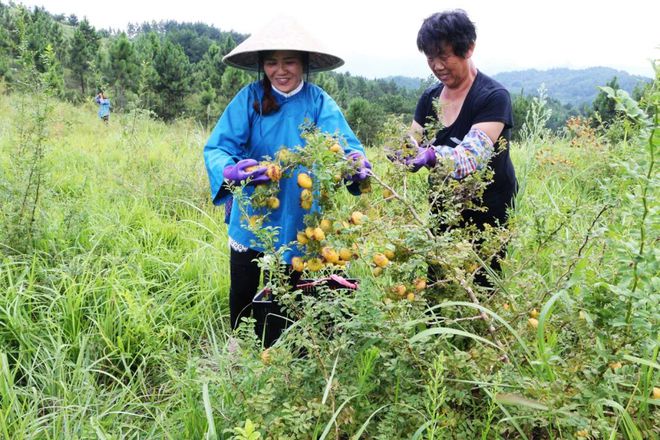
top-left (429, 190), bottom-right (514, 289)
top-left (229, 248), bottom-right (263, 330)
top-left (229, 248), bottom-right (301, 346)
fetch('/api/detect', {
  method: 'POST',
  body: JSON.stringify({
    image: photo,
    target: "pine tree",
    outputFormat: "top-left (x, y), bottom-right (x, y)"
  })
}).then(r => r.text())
top-left (107, 32), bottom-right (138, 109)
top-left (67, 18), bottom-right (99, 96)
top-left (153, 39), bottom-right (191, 120)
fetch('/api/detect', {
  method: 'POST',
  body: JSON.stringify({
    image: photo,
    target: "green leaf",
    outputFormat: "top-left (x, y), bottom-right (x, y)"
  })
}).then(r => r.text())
top-left (410, 326), bottom-right (501, 350)
top-left (494, 393), bottom-right (549, 411)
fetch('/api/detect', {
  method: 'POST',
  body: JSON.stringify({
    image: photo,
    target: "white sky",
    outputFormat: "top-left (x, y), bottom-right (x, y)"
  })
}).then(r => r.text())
top-left (15, 0), bottom-right (660, 79)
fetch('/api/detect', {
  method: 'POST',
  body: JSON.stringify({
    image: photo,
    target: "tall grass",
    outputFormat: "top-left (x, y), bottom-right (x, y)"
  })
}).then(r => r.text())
top-left (1, 84), bottom-right (657, 438)
top-left (1, 95), bottom-right (230, 437)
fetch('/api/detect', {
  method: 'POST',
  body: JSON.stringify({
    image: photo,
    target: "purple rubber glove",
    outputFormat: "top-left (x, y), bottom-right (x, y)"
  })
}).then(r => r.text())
top-left (223, 159), bottom-right (270, 185)
top-left (405, 147), bottom-right (437, 172)
top-left (345, 152), bottom-right (372, 182)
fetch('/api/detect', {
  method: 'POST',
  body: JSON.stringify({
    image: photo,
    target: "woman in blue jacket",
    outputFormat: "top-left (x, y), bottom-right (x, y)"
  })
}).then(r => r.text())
top-left (95, 91), bottom-right (110, 123)
top-left (203, 17), bottom-right (370, 336)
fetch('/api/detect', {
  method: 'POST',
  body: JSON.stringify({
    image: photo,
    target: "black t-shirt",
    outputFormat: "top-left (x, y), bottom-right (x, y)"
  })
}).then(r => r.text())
top-left (414, 71), bottom-right (517, 226)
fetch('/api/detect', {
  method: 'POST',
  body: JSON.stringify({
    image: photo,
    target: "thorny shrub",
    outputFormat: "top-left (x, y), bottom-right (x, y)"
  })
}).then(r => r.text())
top-left (201, 78), bottom-right (658, 438)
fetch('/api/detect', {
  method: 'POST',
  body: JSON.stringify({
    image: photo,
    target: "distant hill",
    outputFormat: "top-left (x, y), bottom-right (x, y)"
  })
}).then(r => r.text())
top-left (383, 75), bottom-right (425, 91)
top-left (385, 67), bottom-right (652, 107)
top-left (493, 67), bottom-right (651, 107)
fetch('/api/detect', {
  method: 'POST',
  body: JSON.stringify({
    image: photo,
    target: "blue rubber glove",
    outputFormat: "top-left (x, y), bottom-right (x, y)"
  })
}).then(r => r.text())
top-left (405, 147), bottom-right (437, 172)
top-left (345, 152), bottom-right (372, 182)
top-left (223, 159), bottom-right (270, 185)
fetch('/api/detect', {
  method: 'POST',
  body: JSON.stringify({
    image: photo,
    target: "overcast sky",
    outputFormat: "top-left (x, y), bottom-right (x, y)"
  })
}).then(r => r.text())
top-left (15, 0), bottom-right (659, 79)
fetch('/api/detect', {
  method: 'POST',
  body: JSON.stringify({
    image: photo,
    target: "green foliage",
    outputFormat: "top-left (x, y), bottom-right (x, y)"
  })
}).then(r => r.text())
top-left (0, 76), bottom-right (658, 437)
top-left (591, 76), bottom-right (620, 125)
top-left (0, 5), bottom-right (658, 438)
top-left (67, 18), bottom-right (99, 96)
top-left (347, 97), bottom-right (385, 146)
top-left (152, 39), bottom-right (191, 120)
top-left (519, 85), bottom-right (553, 143)
top-left (107, 32), bottom-right (138, 108)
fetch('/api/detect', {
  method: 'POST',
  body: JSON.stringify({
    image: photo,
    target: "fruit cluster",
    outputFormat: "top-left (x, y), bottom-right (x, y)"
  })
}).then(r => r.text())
top-left (292, 210), bottom-right (365, 273)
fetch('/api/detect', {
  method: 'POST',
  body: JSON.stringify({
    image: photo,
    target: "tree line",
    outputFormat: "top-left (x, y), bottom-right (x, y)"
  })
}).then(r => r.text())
top-left (0, 2), bottom-right (645, 144)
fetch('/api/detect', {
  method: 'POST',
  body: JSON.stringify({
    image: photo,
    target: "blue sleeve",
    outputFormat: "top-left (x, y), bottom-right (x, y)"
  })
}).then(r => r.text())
top-left (203, 86), bottom-right (254, 205)
top-left (313, 87), bottom-right (366, 196)
top-left (314, 89), bottom-right (364, 156)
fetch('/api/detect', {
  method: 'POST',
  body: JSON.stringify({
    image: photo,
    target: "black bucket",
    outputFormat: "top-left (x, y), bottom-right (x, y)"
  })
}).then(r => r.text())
top-left (252, 276), bottom-right (358, 347)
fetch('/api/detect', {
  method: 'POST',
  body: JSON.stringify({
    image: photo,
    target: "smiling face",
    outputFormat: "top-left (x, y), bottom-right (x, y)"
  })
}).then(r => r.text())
top-left (426, 42), bottom-right (473, 89)
top-left (263, 51), bottom-right (304, 93)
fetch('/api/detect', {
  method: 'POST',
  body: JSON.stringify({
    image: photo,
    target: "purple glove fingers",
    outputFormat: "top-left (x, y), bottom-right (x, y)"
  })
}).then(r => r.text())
top-left (223, 158), bottom-right (269, 185)
top-left (346, 152), bottom-right (372, 182)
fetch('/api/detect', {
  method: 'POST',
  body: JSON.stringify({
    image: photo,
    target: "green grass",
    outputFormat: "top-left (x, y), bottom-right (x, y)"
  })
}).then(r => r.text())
top-left (0, 91), bottom-right (657, 439)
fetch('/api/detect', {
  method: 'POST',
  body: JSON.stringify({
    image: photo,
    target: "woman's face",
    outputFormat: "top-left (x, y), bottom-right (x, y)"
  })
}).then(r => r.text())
top-left (426, 43), bottom-right (473, 89)
top-left (263, 51), bottom-right (304, 93)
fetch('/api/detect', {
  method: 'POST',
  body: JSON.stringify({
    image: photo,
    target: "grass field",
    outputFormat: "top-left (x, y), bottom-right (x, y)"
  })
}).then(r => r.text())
top-left (0, 89), bottom-right (657, 439)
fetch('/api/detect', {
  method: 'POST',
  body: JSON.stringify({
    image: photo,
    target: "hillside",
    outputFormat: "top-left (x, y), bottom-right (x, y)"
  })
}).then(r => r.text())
top-left (493, 67), bottom-right (651, 106)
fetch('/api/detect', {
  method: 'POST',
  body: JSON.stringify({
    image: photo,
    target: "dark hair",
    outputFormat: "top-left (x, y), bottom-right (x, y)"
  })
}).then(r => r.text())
top-left (253, 51), bottom-right (309, 115)
top-left (416, 9), bottom-right (476, 58)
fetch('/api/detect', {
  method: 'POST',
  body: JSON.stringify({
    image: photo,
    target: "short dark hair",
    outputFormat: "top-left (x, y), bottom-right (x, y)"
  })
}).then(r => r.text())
top-left (416, 9), bottom-right (477, 58)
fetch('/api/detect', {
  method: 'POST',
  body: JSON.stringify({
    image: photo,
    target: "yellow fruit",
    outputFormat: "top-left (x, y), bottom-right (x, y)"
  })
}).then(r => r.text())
top-left (297, 172), bottom-right (313, 189)
top-left (393, 284), bottom-right (406, 296)
top-left (359, 179), bottom-right (372, 193)
top-left (305, 227), bottom-right (315, 239)
top-left (329, 143), bottom-right (343, 154)
top-left (260, 348), bottom-right (271, 364)
top-left (313, 227), bottom-right (326, 241)
top-left (576, 429), bottom-right (589, 438)
top-left (306, 258), bottom-right (323, 272)
top-left (652, 387), bottom-right (660, 399)
top-left (321, 247), bottom-right (339, 264)
top-left (333, 173), bottom-right (343, 182)
top-left (467, 263), bottom-right (479, 272)
top-left (291, 257), bottom-right (305, 272)
top-left (528, 318), bottom-right (539, 328)
top-left (267, 196), bottom-right (280, 209)
top-left (530, 309), bottom-right (539, 318)
top-left (373, 253), bottom-right (390, 268)
top-left (319, 219), bottom-right (332, 233)
top-left (276, 148), bottom-right (295, 163)
top-left (383, 249), bottom-right (395, 260)
top-left (609, 361), bottom-right (622, 370)
top-left (300, 188), bottom-right (313, 202)
top-left (248, 215), bottom-right (260, 228)
top-left (266, 164), bottom-right (282, 181)
top-left (339, 248), bottom-right (353, 261)
top-left (406, 292), bottom-right (415, 301)
top-left (372, 266), bottom-right (383, 276)
top-left (382, 188), bottom-right (394, 199)
top-left (350, 211), bottom-right (365, 225)
top-left (414, 278), bottom-right (427, 291)
top-left (297, 232), bottom-right (309, 245)
top-left (301, 199), bottom-right (312, 210)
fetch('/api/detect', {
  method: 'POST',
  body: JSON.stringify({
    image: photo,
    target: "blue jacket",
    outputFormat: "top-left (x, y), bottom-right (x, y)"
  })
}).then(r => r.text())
top-left (203, 81), bottom-right (364, 263)
top-left (95, 96), bottom-right (110, 118)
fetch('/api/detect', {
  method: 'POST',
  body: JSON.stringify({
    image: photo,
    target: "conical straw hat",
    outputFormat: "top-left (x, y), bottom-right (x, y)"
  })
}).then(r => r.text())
top-left (223, 16), bottom-right (344, 72)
